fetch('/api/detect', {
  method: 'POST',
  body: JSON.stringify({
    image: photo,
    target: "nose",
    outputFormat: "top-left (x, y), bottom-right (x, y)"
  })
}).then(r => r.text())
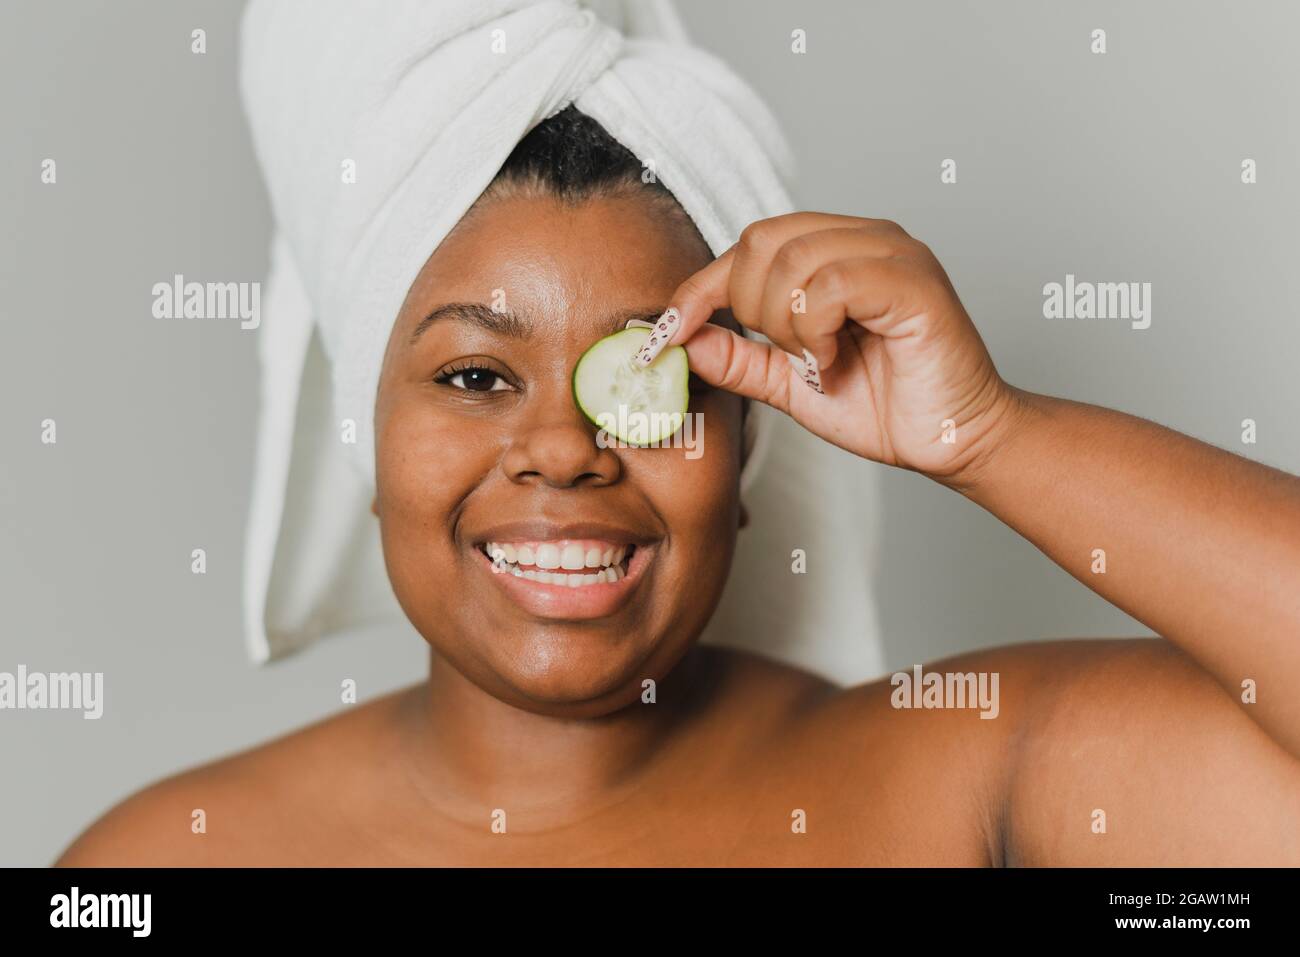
top-left (501, 418), bottom-right (623, 489)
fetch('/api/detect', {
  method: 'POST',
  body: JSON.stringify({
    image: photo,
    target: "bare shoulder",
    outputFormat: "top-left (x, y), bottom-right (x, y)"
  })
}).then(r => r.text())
top-left (804, 635), bottom-right (1087, 747)
top-left (54, 686), bottom-right (415, 867)
top-left (812, 640), bottom-right (1085, 800)
top-left (822, 635), bottom-right (1298, 866)
top-left (707, 639), bottom-right (1094, 864)
top-left (703, 635), bottom-right (1079, 745)
top-left (999, 635), bottom-right (1300, 865)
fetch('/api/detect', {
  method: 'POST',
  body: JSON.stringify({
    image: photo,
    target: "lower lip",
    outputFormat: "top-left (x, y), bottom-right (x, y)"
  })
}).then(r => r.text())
top-left (473, 544), bottom-right (653, 620)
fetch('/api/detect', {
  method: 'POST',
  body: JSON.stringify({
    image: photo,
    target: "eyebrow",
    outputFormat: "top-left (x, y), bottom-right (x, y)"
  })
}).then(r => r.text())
top-left (408, 302), bottom-right (668, 345)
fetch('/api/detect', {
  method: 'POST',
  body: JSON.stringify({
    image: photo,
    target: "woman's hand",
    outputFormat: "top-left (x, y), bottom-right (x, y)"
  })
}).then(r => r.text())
top-left (655, 212), bottom-right (1022, 485)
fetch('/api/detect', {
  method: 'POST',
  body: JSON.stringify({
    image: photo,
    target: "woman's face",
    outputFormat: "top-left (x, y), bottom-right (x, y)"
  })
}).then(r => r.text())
top-left (374, 189), bottom-right (746, 716)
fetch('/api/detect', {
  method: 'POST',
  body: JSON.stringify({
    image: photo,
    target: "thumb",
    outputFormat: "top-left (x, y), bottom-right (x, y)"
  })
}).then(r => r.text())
top-left (636, 245), bottom-right (736, 367)
top-left (668, 244), bottom-right (736, 345)
top-left (682, 322), bottom-right (797, 416)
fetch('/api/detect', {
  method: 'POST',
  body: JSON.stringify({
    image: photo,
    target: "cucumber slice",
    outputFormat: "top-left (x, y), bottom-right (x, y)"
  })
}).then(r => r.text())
top-left (572, 328), bottom-right (689, 446)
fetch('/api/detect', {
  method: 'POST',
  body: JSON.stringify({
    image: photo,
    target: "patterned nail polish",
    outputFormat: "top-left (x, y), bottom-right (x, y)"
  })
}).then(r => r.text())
top-left (786, 348), bottom-right (823, 394)
top-left (801, 349), bottom-right (824, 394)
top-left (633, 307), bottom-right (681, 366)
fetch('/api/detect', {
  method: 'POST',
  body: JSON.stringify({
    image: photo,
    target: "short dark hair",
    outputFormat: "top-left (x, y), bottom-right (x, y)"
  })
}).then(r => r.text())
top-left (495, 103), bottom-right (661, 200)
top-left (479, 104), bottom-right (698, 239)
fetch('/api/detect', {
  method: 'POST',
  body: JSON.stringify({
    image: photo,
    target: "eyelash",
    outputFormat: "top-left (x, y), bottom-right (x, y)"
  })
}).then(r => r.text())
top-left (433, 361), bottom-right (514, 395)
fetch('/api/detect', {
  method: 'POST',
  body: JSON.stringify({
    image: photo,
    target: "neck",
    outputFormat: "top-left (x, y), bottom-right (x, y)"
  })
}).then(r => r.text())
top-left (397, 642), bottom-right (717, 825)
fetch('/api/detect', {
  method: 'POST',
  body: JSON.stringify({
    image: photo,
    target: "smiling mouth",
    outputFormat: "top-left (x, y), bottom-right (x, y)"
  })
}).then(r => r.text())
top-left (475, 540), bottom-right (636, 587)
top-left (469, 534), bottom-right (655, 620)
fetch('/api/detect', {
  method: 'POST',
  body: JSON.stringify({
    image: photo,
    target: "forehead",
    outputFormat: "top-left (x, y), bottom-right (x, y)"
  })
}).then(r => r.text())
top-left (397, 192), bottom-right (713, 336)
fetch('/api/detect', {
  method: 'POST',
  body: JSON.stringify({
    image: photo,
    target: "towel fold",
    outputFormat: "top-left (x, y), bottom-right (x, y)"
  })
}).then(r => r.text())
top-left (238, 0), bottom-right (885, 684)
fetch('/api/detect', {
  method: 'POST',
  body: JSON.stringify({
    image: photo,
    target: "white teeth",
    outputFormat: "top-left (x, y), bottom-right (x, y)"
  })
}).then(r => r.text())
top-left (491, 559), bottom-right (625, 586)
top-left (483, 541), bottom-right (638, 585)
top-left (485, 541), bottom-right (633, 569)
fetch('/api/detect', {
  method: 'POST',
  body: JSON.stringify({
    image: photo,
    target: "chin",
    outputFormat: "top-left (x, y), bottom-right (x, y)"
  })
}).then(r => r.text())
top-left (486, 627), bottom-right (667, 710)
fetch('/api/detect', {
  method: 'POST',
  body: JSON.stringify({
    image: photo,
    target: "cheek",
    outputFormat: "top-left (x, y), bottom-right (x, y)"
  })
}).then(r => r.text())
top-left (374, 396), bottom-right (507, 643)
top-left (649, 400), bottom-right (744, 566)
top-left (375, 397), bottom-right (495, 553)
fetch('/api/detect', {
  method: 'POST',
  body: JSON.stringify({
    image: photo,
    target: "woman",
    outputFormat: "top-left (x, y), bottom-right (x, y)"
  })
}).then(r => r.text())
top-left (55, 103), bottom-right (1300, 866)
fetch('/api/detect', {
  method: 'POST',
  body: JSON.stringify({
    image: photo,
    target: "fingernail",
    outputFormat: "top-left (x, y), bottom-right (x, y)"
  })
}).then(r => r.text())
top-left (801, 349), bottom-right (824, 393)
top-left (633, 307), bottom-right (681, 366)
top-left (786, 349), bottom-right (824, 394)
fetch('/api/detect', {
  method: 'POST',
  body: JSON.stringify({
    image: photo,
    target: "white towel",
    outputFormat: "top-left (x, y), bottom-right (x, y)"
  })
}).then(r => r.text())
top-left (238, 0), bottom-right (886, 684)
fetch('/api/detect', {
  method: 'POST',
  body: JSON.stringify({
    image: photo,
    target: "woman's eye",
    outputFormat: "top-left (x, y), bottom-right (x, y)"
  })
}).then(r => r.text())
top-left (438, 366), bottom-right (511, 393)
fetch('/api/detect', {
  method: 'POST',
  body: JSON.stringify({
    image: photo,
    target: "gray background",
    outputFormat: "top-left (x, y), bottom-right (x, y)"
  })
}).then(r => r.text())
top-left (2, 0), bottom-right (1297, 866)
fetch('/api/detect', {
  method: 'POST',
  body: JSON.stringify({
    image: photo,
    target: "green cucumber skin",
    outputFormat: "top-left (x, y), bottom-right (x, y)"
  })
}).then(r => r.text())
top-left (571, 328), bottom-right (690, 446)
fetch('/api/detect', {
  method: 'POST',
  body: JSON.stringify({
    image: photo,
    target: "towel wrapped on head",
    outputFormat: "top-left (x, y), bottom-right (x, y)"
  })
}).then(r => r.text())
top-left (238, 0), bottom-right (885, 683)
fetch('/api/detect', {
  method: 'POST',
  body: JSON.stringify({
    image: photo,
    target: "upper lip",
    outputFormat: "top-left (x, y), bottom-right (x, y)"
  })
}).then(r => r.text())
top-left (470, 520), bottom-right (658, 547)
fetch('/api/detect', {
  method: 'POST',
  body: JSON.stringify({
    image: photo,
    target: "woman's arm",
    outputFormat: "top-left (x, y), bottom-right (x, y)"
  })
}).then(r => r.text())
top-left (663, 212), bottom-right (1300, 763)
top-left (946, 386), bottom-right (1300, 759)
top-left (946, 384), bottom-right (1300, 759)
top-left (995, 636), bottom-right (1300, 865)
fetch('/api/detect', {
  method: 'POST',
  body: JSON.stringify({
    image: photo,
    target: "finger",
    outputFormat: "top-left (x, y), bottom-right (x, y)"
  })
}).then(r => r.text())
top-left (728, 213), bottom-right (879, 339)
top-left (630, 245), bottom-right (736, 367)
top-left (759, 226), bottom-right (912, 369)
top-left (640, 214), bottom-right (911, 367)
top-left (680, 322), bottom-right (801, 416)
top-left (657, 212), bottom-right (874, 363)
top-left (801, 255), bottom-right (929, 348)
